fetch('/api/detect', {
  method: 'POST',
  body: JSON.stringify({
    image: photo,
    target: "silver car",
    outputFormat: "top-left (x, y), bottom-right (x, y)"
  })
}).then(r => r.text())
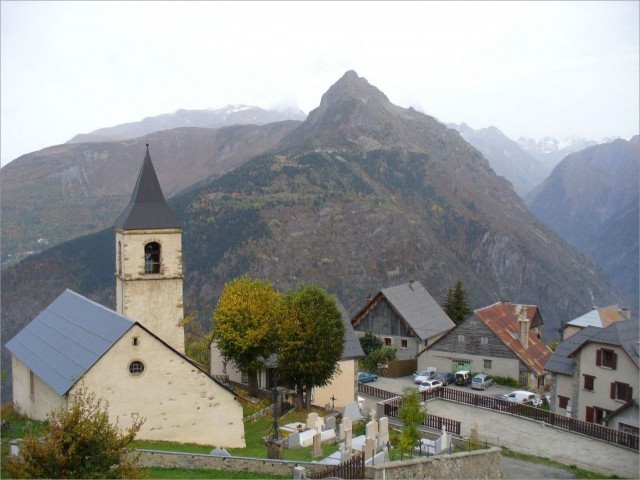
top-left (471, 373), bottom-right (493, 390)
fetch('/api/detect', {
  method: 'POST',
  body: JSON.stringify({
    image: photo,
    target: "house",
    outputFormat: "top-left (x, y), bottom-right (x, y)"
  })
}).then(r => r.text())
top-left (605, 396), bottom-right (639, 436)
top-left (350, 281), bottom-right (455, 361)
top-left (545, 319), bottom-right (639, 426)
top-left (562, 305), bottom-right (631, 340)
top-left (417, 302), bottom-right (552, 389)
top-left (5, 146), bottom-right (245, 447)
top-left (210, 299), bottom-right (364, 409)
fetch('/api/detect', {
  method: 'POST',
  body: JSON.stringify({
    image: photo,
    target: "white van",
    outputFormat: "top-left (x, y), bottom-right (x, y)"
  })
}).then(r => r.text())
top-left (498, 390), bottom-right (536, 404)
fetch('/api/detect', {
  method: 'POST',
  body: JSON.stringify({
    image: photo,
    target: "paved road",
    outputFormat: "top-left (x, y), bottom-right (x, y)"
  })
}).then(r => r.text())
top-left (360, 376), bottom-right (639, 479)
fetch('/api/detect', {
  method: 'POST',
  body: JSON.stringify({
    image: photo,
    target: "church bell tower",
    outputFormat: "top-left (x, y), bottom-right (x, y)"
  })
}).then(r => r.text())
top-left (114, 145), bottom-right (185, 353)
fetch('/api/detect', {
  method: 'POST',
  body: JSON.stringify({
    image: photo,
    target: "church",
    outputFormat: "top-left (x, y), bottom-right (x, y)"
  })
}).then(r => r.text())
top-left (6, 146), bottom-right (246, 447)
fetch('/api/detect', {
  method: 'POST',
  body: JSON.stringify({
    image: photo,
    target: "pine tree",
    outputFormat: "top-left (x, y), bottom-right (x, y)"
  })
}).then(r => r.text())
top-left (443, 280), bottom-right (472, 324)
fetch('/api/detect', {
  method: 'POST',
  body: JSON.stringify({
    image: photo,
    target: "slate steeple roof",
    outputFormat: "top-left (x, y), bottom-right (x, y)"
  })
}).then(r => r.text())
top-left (114, 145), bottom-right (181, 229)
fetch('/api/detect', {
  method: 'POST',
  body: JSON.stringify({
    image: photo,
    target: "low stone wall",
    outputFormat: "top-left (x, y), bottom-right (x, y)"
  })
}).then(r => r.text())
top-left (365, 447), bottom-right (501, 479)
top-left (135, 449), bottom-right (327, 476)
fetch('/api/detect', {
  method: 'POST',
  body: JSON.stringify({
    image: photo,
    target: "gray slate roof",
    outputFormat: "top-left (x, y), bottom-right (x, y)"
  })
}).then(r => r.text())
top-left (5, 289), bottom-right (134, 396)
top-left (113, 145), bottom-right (181, 230)
top-left (546, 320), bottom-right (640, 375)
top-left (380, 281), bottom-right (455, 340)
top-left (335, 300), bottom-right (365, 359)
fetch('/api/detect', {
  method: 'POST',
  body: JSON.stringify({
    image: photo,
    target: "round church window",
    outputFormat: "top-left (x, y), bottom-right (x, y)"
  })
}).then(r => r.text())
top-left (129, 361), bottom-right (145, 376)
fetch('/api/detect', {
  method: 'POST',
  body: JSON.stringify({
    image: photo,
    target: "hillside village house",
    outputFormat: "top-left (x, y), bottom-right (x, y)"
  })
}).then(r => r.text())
top-left (350, 281), bottom-right (455, 363)
top-left (6, 147), bottom-right (245, 447)
top-left (210, 301), bottom-right (364, 409)
top-left (562, 305), bottom-right (631, 340)
top-left (417, 302), bottom-right (552, 389)
top-left (545, 319), bottom-right (638, 430)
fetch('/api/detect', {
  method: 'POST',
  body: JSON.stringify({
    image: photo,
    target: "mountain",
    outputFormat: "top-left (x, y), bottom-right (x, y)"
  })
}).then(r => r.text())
top-left (525, 136), bottom-right (639, 312)
top-left (67, 105), bottom-right (307, 143)
top-left (518, 136), bottom-right (598, 172)
top-left (0, 121), bottom-right (301, 265)
top-left (449, 123), bottom-right (548, 197)
top-left (2, 70), bottom-right (622, 365)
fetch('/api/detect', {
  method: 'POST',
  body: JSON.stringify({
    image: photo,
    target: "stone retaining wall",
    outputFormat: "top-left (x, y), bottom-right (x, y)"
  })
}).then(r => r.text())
top-left (135, 449), bottom-right (326, 476)
top-left (366, 447), bottom-right (502, 479)
top-left (136, 447), bottom-right (501, 479)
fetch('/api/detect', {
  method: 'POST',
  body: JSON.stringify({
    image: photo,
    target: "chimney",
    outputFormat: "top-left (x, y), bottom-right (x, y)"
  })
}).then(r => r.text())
top-left (518, 305), bottom-right (529, 349)
top-left (409, 280), bottom-right (415, 290)
top-left (621, 307), bottom-right (631, 320)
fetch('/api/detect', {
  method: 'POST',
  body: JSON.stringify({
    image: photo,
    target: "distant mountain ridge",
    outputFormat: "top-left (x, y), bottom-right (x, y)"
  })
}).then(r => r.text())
top-left (525, 136), bottom-right (639, 312)
top-left (449, 123), bottom-right (548, 197)
top-left (518, 135), bottom-right (599, 172)
top-left (1, 121), bottom-right (301, 264)
top-left (67, 105), bottom-right (307, 144)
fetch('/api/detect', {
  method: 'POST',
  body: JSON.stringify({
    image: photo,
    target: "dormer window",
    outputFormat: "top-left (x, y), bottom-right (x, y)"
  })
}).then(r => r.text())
top-left (144, 242), bottom-right (160, 274)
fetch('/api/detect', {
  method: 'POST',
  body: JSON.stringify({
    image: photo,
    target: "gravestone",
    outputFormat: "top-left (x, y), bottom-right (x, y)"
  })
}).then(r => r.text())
top-left (340, 417), bottom-right (352, 440)
top-left (312, 432), bottom-right (322, 458)
top-left (288, 430), bottom-right (301, 449)
top-left (365, 420), bottom-right (378, 440)
top-left (339, 444), bottom-right (351, 462)
top-left (325, 415), bottom-right (336, 431)
top-left (378, 417), bottom-right (389, 448)
top-left (293, 466), bottom-right (306, 479)
top-left (345, 427), bottom-right (352, 450)
top-left (364, 436), bottom-right (376, 463)
top-left (306, 412), bottom-right (318, 431)
top-left (317, 416), bottom-right (325, 432)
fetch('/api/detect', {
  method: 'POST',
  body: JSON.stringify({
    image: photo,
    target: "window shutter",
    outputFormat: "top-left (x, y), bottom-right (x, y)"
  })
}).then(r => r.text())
top-left (611, 382), bottom-right (616, 399)
top-left (586, 406), bottom-right (594, 423)
top-left (611, 351), bottom-right (617, 370)
top-left (627, 386), bottom-right (633, 402)
top-left (596, 349), bottom-right (602, 366)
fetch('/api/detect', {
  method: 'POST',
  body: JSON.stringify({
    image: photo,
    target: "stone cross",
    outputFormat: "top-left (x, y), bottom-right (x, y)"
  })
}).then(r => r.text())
top-left (369, 407), bottom-right (377, 421)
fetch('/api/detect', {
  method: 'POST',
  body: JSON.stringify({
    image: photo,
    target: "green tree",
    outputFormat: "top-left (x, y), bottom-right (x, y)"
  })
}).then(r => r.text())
top-left (398, 386), bottom-right (426, 459)
top-left (184, 310), bottom-right (210, 367)
top-left (443, 280), bottom-right (472, 324)
top-left (210, 276), bottom-right (283, 397)
top-left (278, 285), bottom-right (345, 410)
top-left (6, 386), bottom-right (144, 479)
top-left (358, 331), bottom-right (383, 356)
top-left (362, 345), bottom-right (396, 373)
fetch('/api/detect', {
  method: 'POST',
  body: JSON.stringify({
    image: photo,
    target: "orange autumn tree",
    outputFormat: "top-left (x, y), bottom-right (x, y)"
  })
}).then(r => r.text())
top-left (210, 276), bottom-right (283, 397)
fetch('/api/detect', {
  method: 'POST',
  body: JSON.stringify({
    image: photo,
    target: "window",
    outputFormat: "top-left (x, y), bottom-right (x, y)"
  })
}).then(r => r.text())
top-left (117, 241), bottom-right (122, 275)
top-left (457, 334), bottom-right (465, 343)
top-left (132, 337), bottom-right (139, 347)
top-left (583, 374), bottom-right (595, 391)
top-left (483, 359), bottom-right (492, 369)
top-left (401, 339), bottom-right (408, 349)
top-left (480, 337), bottom-right (489, 345)
top-left (384, 337), bottom-right (392, 346)
top-left (596, 348), bottom-right (617, 369)
top-left (144, 242), bottom-right (161, 274)
top-left (424, 339), bottom-right (429, 347)
top-left (29, 370), bottom-right (35, 399)
top-left (558, 395), bottom-right (569, 409)
top-left (611, 382), bottom-right (633, 402)
top-left (129, 361), bottom-right (145, 376)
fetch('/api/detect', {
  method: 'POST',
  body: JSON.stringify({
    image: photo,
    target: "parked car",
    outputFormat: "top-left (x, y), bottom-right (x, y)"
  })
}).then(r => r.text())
top-left (496, 390), bottom-right (536, 404)
top-left (454, 370), bottom-right (471, 386)
top-left (418, 379), bottom-right (443, 393)
top-left (471, 373), bottom-right (493, 390)
top-left (357, 371), bottom-right (378, 383)
top-left (435, 372), bottom-right (455, 386)
top-left (414, 367), bottom-right (437, 384)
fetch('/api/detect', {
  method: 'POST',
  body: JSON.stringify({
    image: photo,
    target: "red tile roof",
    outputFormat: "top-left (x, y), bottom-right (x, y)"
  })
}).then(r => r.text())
top-left (475, 302), bottom-right (552, 376)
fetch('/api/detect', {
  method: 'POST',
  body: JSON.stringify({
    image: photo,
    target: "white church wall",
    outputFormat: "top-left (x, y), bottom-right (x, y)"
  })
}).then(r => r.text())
top-left (11, 356), bottom-right (67, 421)
top-left (79, 326), bottom-right (245, 447)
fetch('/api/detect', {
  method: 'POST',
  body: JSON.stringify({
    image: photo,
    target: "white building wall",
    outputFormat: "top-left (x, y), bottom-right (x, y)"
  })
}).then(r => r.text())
top-left (11, 356), bottom-right (67, 421)
top-left (80, 326), bottom-right (245, 447)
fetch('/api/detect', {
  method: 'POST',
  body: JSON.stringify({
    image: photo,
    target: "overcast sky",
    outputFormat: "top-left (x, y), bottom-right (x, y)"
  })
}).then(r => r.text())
top-left (1, 1), bottom-right (638, 166)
